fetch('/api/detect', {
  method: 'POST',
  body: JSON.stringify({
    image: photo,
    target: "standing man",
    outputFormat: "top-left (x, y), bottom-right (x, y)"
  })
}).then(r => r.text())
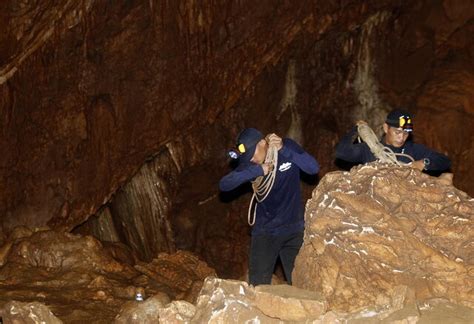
top-left (335, 109), bottom-right (451, 172)
top-left (219, 128), bottom-right (319, 286)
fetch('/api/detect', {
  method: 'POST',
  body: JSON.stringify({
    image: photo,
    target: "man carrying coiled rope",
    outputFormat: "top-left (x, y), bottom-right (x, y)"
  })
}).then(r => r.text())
top-left (335, 109), bottom-right (451, 172)
top-left (219, 128), bottom-right (319, 286)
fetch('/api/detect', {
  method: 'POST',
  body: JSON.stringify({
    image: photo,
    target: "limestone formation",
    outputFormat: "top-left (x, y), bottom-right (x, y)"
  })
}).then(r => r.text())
top-left (293, 163), bottom-right (474, 311)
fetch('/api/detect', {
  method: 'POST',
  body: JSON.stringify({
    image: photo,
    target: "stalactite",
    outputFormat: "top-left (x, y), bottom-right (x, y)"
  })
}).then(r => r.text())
top-left (166, 142), bottom-right (184, 173)
top-left (277, 59), bottom-right (303, 144)
top-left (353, 11), bottom-right (391, 136)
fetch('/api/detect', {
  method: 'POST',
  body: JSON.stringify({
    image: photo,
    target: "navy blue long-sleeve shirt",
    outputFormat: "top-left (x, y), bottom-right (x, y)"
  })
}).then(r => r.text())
top-left (335, 127), bottom-right (451, 171)
top-left (219, 138), bottom-right (319, 236)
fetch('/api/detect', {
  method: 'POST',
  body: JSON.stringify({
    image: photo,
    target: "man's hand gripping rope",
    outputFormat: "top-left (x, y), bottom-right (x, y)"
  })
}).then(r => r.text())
top-left (356, 121), bottom-right (415, 166)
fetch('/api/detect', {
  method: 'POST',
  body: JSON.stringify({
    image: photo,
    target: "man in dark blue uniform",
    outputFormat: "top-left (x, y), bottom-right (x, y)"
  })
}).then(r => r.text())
top-left (335, 109), bottom-right (451, 172)
top-left (219, 128), bottom-right (319, 286)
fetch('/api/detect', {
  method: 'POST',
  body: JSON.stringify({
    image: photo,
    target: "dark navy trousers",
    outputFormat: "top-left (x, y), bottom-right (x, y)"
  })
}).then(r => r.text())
top-left (248, 231), bottom-right (304, 286)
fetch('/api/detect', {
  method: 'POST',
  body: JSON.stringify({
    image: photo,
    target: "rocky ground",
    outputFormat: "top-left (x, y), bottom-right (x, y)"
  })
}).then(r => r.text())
top-left (0, 163), bottom-right (472, 323)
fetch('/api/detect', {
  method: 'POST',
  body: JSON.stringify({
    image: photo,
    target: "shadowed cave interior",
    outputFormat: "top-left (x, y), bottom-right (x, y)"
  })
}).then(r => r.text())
top-left (0, 0), bottom-right (473, 322)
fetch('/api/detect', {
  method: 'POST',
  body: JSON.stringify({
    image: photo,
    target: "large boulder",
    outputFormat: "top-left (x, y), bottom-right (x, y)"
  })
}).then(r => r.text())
top-left (293, 163), bottom-right (473, 311)
top-left (191, 277), bottom-right (327, 323)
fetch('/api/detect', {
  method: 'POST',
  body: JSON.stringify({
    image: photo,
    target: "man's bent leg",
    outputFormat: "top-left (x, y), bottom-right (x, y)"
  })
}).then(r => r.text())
top-left (279, 231), bottom-right (304, 285)
top-left (249, 234), bottom-right (280, 286)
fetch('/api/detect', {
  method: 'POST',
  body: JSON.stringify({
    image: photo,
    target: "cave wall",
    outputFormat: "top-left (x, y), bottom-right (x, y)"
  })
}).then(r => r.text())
top-left (0, 1), bottom-right (400, 232)
top-left (1, 0), bottom-right (318, 232)
top-left (373, 0), bottom-right (474, 192)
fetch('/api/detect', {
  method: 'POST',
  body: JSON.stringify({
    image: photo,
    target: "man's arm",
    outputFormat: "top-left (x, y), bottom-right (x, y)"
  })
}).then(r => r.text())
top-left (219, 164), bottom-right (264, 191)
top-left (335, 126), bottom-right (372, 163)
top-left (280, 138), bottom-right (319, 175)
top-left (410, 143), bottom-right (451, 172)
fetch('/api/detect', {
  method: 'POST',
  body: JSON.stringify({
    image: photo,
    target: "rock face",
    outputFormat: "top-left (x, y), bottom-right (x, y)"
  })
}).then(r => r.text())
top-left (0, 0), bottom-right (406, 235)
top-left (293, 163), bottom-right (473, 311)
top-left (0, 0), bottom-right (312, 231)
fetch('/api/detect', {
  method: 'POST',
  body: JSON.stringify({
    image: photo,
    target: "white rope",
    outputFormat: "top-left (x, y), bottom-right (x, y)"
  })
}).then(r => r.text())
top-left (248, 145), bottom-right (278, 226)
top-left (357, 123), bottom-right (414, 165)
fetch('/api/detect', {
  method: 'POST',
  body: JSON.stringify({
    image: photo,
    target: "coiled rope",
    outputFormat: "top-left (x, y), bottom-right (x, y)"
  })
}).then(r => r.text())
top-left (357, 123), bottom-right (414, 165)
top-left (248, 145), bottom-right (278, 225)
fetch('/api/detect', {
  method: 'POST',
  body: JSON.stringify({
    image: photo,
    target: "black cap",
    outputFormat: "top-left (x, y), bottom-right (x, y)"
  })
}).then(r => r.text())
top-left (236, 128), bottom-right (263, 164)
top-left (385, 109), bottom-right (413, 132)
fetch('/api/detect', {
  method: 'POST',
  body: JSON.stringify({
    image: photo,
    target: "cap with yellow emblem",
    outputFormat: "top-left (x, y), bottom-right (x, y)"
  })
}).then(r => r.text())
top-left (229, 128), bottom-right (263, 164)
top-left (385, 109), bottom-right (413, 132)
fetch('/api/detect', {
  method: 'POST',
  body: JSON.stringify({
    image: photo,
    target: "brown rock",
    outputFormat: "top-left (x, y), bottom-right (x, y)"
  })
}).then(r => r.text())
top-left (192, 277), bottom-right (278, 323)
top-left (6, 230), bottom-right (135, 277)
top-left (134, 250), bottom-right (216, 303)
top-left (114, 295), bottom-right (164, 324)
top-left (293, 163), bottom-right (474, 311)
top-left (254, 284), bottom-right (327, 321)
top-left (0, 301), bottom-right (62, 324)
top-left (155, 301), bottom-right (196, 324)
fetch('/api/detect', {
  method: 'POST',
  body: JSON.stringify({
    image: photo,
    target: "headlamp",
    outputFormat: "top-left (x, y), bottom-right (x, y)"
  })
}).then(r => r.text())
top-left (228, 149), bottom-right (239, 160)
top-left (228, 142), bottom-right (249, 160)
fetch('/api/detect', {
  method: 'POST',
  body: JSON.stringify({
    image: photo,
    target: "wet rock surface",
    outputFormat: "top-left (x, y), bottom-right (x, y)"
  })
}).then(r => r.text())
top-left (294, 163), bottom-right (473, 312)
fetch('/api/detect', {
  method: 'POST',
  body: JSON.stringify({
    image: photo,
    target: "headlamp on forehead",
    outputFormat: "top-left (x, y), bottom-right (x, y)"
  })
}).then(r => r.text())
top-left (228, 149), bottom-right (240, 160)
top-left (228, 142), bottom-right (249, 160)
top-left (229, 128), bottom-right (263, 163)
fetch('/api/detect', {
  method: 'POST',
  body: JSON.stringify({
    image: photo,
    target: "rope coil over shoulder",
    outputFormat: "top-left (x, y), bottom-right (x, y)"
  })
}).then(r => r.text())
top-left (357, 123), bottom-right (414, 166)
top-left (248, 145), bottom-right (278, 226)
